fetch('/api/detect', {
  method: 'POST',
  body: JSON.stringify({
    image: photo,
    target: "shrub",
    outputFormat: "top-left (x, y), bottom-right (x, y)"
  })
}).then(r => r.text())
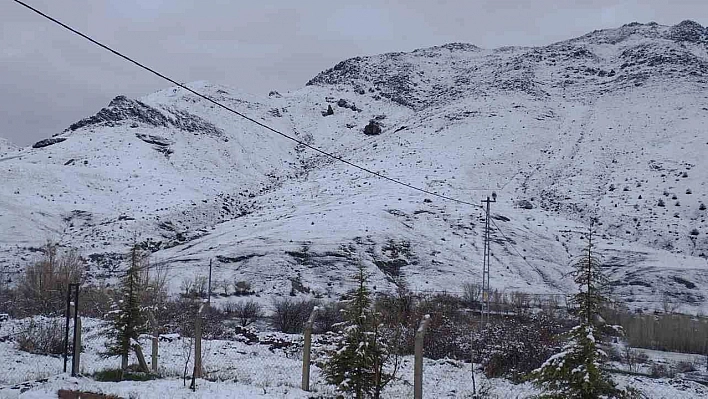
top-left (80, 284), bottom-right (117, 319)
top-left (181, 276), bottom-right (208, 299)
top-left (650, 363), bottom-right (675, 378)
top-left (478, 313), bottom-right (565, 380)
top-left (271, 298), bottom-right (318, 333)
top-left (93, 367), bottom-right (156, 382)
top-left (314, 301), bottom-right (346, 333)
top-left (16, 317), bottom-right (65, 355)
top-left (153, 298), bottom-right (228, 339)
top-left (675, 360), bottom-right (697, 373)
top-left (17, 243), bottom-right (85, 316)
top-left (462, 283), bottom-right (482, 307)
top-left (228, 300), bottom-right (263, 327)
top-left (233, 281), bottom-right (254, 296)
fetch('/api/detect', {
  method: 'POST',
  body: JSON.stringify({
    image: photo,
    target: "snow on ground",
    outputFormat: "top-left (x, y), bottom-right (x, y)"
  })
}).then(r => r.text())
top-left (1, 317), bottom-right (708, 398)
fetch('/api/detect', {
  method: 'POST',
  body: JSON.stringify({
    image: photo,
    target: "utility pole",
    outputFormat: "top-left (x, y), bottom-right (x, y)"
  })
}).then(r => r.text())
top-left (481, 192), bottom-right (497, 327)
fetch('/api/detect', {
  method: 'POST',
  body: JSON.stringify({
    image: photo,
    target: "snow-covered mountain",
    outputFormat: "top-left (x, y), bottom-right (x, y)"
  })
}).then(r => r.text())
top-left (2, 21), bottom-right (708, 312)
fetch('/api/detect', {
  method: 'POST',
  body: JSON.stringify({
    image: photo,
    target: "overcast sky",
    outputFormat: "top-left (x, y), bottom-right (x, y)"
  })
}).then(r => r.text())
top-left (1, 0), bottom-right (707, 146)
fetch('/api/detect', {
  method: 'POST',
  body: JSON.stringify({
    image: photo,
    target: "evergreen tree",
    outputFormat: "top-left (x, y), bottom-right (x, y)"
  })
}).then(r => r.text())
top-left (105, 245), bottom-right (149, 372)
top-left (324, 264), bottom-right (397, 398)
top-left (531, 224), bottom-right (631, 398)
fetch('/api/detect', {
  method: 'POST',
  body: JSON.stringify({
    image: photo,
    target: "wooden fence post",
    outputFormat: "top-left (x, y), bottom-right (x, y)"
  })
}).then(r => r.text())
top-left (414, 314), bottom-right (431, 399)
top-left (302, 307), bottom-right (318, 391)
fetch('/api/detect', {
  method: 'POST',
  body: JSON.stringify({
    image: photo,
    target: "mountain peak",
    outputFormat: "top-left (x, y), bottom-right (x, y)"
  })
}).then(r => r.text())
top-left (669, 19), bottom-right (706, 42)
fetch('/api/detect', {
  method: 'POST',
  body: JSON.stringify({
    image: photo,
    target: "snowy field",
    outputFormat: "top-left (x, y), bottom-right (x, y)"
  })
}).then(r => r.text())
top-left (1, 317), bottom-right (707, 398)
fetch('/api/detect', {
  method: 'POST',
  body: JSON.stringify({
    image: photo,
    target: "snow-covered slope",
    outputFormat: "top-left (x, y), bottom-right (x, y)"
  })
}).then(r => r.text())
top-left (2, 21), bottom-right (708, 312)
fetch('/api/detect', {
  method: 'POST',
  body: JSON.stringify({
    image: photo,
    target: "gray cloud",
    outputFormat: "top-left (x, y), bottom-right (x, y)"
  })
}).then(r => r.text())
top-left (1, 0), bottom-right (706, 146)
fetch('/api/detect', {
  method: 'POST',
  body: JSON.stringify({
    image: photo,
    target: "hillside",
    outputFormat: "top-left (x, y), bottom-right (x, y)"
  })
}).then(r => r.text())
top-left (1, 21), bottom-right (708, 312)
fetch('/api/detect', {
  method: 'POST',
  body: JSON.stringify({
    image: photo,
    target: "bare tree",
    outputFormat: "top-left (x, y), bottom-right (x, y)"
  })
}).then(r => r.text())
top-left (18, 242), bottom-right (85, 316)
top-left (231, 300), bottom-right (264, 327)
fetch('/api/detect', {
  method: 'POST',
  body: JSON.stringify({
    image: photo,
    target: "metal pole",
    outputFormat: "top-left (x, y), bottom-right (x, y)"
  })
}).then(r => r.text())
top-left (414, 314), bottom-right (431, 399)
top-left (71, 284), bottom-right (79, 376)
top-left (302, 308), bottom-right (318, 391)
top-left (63, 284), bottom-right (72, 373)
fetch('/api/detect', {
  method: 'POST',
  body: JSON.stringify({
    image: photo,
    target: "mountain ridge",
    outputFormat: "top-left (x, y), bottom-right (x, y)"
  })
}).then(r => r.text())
top-left (2, 21), bottom-right (708, 312)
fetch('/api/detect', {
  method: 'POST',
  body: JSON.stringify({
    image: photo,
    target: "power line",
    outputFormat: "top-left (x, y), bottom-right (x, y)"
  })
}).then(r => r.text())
top-left (11, 0), bottom-right (484, 208)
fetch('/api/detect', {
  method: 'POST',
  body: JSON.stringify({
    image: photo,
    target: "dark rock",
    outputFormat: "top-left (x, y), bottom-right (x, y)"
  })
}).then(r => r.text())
top-left (321, 104), bottom-right (334, 117)
top-left (136, 133), bottom-right (172, 147)
top-left (364, 120), bottom-right (382, 135)
top-left (32, 137), bottom-right (67, 149)
top-left (515, 199), bottom-right (534, 209)
top-left (672, 276), bottom-right (697, 289)
top-left (668, 20), bottom-right (706, 43)
top-left (336, 98), bottom-right (360, 111)
top-left (492, 214), bottom-right (511, 222)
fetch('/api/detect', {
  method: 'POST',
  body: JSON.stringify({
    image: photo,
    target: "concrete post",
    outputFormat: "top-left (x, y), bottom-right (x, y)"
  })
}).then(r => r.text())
top-left (193, 304), bottom-right (204, 379)
top-left (152, 336), bottom-right (159, 373)
top-left (134, 343), bottom-right (149, 373)
top-left (414, 314), bottom-right (431, 399)
top-left (148, 312), bottom-right (158, 373)
top-left (71, 317), bottom-right (81, 376)
top-left (301, 307), bottom-right (318, 391)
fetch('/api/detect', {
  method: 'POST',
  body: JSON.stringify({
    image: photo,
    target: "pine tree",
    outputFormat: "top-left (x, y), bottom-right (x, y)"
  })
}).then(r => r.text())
top-left (105, 245), bottom-right (149, 372)
top-left (531, 224), bottom-right (630, 398)
top-left (323, 264), bottom-right (397, 398)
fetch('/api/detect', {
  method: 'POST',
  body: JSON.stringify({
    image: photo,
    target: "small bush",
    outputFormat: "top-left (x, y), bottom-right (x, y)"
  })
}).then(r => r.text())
top-left (314, 301), bottom-right (346, 333)
top-left (650, 363), bottom-right (675, 378)
top-left (58, 390), bottom-right (122, 399)
top-left (675, 360), bottom-right (697, 373)
top-left (228, 300), bottom-right (263, 327)
top-left (271, 298), bottom-right (318, 333)
top-left (16, 318), bottom-right (65, 355)
top-left (462, 283), bottom-right (482, 307)
top-left (234, 281), bottom-right (254, 296)
top-left (93, 367), bottom-right (155, 382)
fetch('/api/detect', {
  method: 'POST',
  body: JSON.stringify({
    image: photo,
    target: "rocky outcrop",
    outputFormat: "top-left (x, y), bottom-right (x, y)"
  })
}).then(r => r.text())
top-left (66, 95), bottom-right (224, 137)
top-left (668, 20), bottom-right (706, 43)
top-left (363, 120), bottom-right (382, 135)
top-left (32, 137), bottom-right (67, 149)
